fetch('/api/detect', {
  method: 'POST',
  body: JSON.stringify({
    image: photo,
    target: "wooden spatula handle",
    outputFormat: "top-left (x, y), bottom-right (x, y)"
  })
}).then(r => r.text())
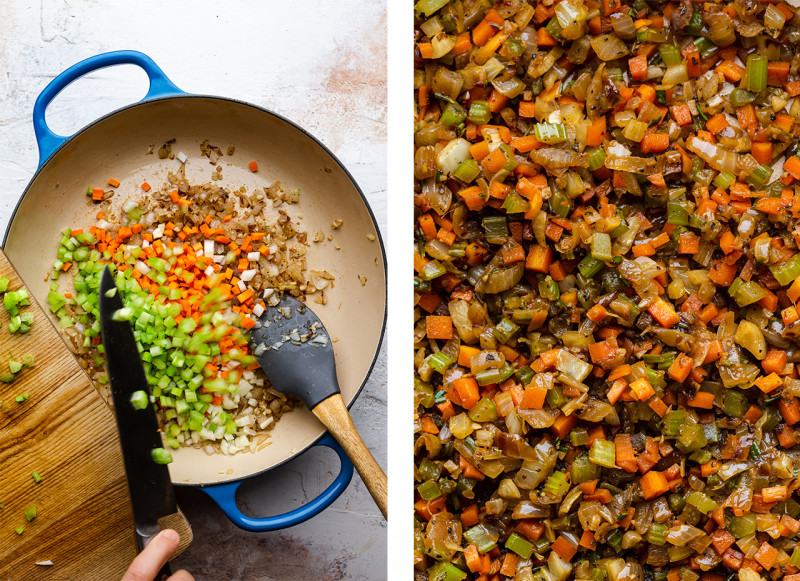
top-left (313, 393), bottom-right (388, 519)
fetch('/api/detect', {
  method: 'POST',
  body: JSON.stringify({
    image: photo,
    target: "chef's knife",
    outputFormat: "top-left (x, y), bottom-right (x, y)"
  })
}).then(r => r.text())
top-left (99, 266), bottom-right (176, 579)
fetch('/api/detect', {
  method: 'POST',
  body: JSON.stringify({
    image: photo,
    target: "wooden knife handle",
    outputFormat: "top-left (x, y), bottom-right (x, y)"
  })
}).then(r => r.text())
top-left (313, 393), bottom-right (388, 519)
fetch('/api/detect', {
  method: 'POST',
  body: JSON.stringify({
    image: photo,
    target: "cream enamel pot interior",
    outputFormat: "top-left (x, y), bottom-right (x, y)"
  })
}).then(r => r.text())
top-left (3, 51), bottom-right (386, 530)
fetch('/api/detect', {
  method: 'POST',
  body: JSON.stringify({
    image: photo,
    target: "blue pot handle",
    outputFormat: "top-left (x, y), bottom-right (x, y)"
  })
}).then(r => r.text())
top-left (199, 433), bottom-right (354, 531)
top-left (33, 50), bottom-right (184, 166)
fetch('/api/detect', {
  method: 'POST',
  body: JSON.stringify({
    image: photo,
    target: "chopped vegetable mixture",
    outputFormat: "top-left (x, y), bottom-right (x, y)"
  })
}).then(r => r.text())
top-left (51, 168), bottom-right (325, 455)
top-left (414, 1), bottom-right (800, 580)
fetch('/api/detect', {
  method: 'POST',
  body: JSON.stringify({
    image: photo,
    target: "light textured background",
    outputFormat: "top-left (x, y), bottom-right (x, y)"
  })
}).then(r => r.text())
top-left (0, 2), bottom-right (387, 580)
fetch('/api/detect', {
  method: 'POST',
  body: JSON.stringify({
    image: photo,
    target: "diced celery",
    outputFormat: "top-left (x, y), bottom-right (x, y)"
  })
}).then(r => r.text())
top-left (588, 438), bottom-right (616, 468)
top-left (464, 524), bottom-right (498, 553)
top-left (427, 561), bottom-right (467, 581)
top-left (745, 54), bottom-right (768, 93)
top-left (504, 533), bottom-right (534, 559)
top-left (591, 232), bottom-right (613, 262)
top-left (417, 479), bottom-right (442, 501)
top-left (453, 159), bottom-right (480, 183)
top-left (534, 122), bottom-right (567, 144)
top-left (468, 101), bottom-right (492, 125)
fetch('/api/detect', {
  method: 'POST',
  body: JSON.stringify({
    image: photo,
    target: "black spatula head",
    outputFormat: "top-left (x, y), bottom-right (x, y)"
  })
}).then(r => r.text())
top-left (248, 296), bottom-right (340, 409)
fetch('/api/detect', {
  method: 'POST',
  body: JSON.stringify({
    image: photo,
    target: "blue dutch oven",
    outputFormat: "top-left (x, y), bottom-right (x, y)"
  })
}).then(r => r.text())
top-left (3, 51), bottom-right (386, 531)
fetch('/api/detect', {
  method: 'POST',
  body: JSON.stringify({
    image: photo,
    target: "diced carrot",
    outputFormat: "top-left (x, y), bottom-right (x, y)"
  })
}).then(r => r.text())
top-left (510, 134), bottom-right (542, 153)
top-left (708, 261), bottom-right (738, 286)
top-left (647, 297), bottom-right (680, 328)
top-left (701, 460), bottom-right (721, 477)
top-left (469, 140), bottom-right (491, 162)
top-left (754, 542), bottom-right (779, 570)
top-left (551, 535), bottom-right (578, 561)
top-left (755, 372), bottom-right (783, 394)
top-left (459, 454), bottom-right (485, 481)
top-left (514, 520), bottom-right (544, 542)
top-left (550, 413), bottom-right (577, 438)
top-left (716, 60), bottom-right (745, 82)
top-left (488, 181), bottom-right (511, 200)
top-left (705, 114), bottom-right (729, 135)
top-left (452, 31), bottom-right (472, 56)
top-left (418, 43), bottom-right (434, 59)
top-left (525, 244), bottom-right (552, 273)
top-left (632, 242), bottom-right (655, 257)
top-left (487, 89), bottom-right (509, 114)
top-left (688, 390), bottom-right (715, 409)
top-left (737, 103), bottom-right (757, 131)
top-left (472, 9), bottom-right (504, 47)
top-left (585, 115), bottom-right (606, 147)
top-left (721, 547), bottom-right (743, 571)
top-left (482, 147), bottom-right (507, 175)
top-left (666, 353), bottom-right (693, 383)
top-left (107, 178), bottom-right (120, 188)
top-left (677, 231), bottom-right (700, 254)
top-left (465, 544), bottom-right (483, 573)
top-left (420, 414), bottom-right (439, 434)
top-left (499, 553), bottom-right (518, 577)
top-left (640, 133), bottom-right (669, 154)
top-left (784, 156), bottom-right (800, 180)
top-left (460, 504), bottom-right (480, 527)
top-left (782, 514), bottom-right (800, 533)
top-left (418, 213), bottom-right (437, 240)
top-left (763, 349), bottom-right (788, 375)
top-left (414, 496), bottom-right (446, 520)
top-left (588, 340), bottom-right (619, 366)
top-left (629, 378), bottom-right (655, 401)
top-left (743, 405), bottom-right (763, 424)
top-left (578, 530), bottom-right (596, 550)
top-left (752, 142), bottom-right (773, 166)
top-left (640, 470), bottom-right (669, 500)
top-left (141, 182), bottom-right (151, 192)
top-left (453, 376), bottom-right (480, 410)
top-left (615, 433), bottom-right (638, 473)
top-left (711, 529), bottom-right (736, 555)
top-left (761, 486), bottom-right (788, 503)
top-left (670, 103), bottom-right (692, 126)
top-left (768, 61), bottom-right (791, 86)
top-left (519, 384), bottom-right (547, 410)
top-left (699, 303), bottom-right (719, 324)
top-left (628, 54), bottom-right (648, 81)
top-left (426, 315), bottom-right (453, 340)
top-left (417, 292), bottom-right (442, 314)
top-left (601, 375), bottom-right (625, 403)
top-left (587, 304), bottom-right (608, 323)
top-left (779, 397), bottom-right (800, 426)
top-left (648, 396), bottom-right (668, 418)
top-left (537, 27), bottom-right (558, 47)
top-left (517, 100), bottom-right (536, 118)
top-left (248, 160), bottom-right (258, 172)
top-left (585, 488), bottom-right (613, 502)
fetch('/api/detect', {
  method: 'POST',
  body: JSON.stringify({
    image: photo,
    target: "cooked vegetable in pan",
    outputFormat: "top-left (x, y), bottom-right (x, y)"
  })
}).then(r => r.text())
top-left (50, 168), bottom-right (325, 455)
top-left (414, 1), bottom-right (800, 579)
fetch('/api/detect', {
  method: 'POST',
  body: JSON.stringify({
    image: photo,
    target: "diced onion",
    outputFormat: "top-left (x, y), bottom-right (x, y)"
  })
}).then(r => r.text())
top-left (590, 34), bottom-right (629, 61)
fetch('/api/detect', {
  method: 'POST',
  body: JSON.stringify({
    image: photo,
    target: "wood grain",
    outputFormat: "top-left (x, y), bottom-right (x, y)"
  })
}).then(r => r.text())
top-left (0, 250), bottom-right (191, 580)
top-left (313, 393), bottom-right (388, 518)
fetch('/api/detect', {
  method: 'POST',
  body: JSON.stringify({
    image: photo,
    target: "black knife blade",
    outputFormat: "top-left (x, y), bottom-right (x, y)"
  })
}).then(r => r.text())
top-left (98, 266), bottom-right (176, 572)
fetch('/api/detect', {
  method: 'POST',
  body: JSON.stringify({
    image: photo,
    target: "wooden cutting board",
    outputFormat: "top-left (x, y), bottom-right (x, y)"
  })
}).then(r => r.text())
top-left (0, 250), bottom-right (191, 580)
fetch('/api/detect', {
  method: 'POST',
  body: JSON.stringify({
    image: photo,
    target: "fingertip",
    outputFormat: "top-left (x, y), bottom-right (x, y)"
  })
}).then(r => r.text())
top-left (159, 528), bottom-right (180, 544)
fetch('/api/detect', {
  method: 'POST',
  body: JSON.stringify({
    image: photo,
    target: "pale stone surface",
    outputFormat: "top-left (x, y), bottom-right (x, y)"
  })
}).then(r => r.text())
top-left (0, 2), bottom-right (387, 579)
